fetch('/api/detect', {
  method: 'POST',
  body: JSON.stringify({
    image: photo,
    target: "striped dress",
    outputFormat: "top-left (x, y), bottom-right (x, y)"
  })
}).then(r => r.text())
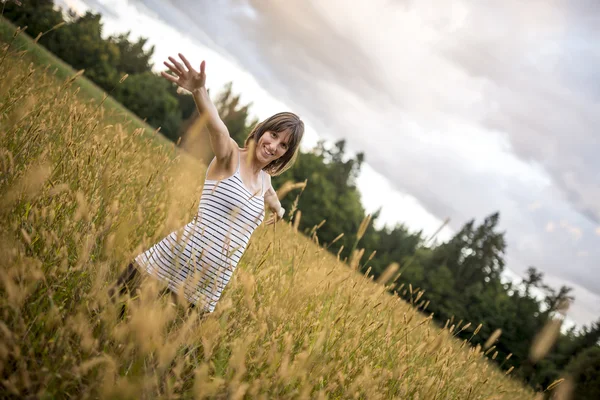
top-left (134, 154), bottom-right (266, 312)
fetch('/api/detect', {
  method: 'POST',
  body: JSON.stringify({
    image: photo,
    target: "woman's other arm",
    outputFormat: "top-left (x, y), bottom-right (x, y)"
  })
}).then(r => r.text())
top-left (264, 177), bottom-right (285, 225)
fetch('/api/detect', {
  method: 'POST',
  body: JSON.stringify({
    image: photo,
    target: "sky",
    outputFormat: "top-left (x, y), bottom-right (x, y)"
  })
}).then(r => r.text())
top-left (56, 0), bottom-right (599, 328)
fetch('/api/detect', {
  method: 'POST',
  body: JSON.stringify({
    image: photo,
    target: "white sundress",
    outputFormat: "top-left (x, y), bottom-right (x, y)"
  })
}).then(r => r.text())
top-left (134, 153), bottom-right (266, 312)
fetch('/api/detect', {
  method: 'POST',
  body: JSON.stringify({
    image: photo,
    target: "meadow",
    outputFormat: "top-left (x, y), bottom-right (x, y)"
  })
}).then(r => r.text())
top-left (0, 28), bottom-right (541, 399)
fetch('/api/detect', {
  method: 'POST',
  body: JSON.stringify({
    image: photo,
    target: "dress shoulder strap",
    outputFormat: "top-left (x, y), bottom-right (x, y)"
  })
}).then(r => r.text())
top-left (205, 149), bottom-right (242, 179)
top-left (261, 170), bottom-right (267, 197)
top-left (235, 149), bottom-right (241, 174)
top-left (205, 156), bottom-right (216, 179)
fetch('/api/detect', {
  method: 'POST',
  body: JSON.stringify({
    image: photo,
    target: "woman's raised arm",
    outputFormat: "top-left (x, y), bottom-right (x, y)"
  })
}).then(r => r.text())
top-left (161, 53), bottom-right (234, 162)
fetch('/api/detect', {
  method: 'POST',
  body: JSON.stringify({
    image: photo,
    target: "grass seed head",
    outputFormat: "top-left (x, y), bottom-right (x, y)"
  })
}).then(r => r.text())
top-left (484, 329), bottom-right (502, 350)
top-left (529, 318), bottom-right (563, 363)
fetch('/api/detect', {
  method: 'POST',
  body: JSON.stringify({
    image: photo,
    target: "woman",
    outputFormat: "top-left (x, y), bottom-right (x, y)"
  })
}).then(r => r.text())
top-left (109, 53), bottom-right (304, 314)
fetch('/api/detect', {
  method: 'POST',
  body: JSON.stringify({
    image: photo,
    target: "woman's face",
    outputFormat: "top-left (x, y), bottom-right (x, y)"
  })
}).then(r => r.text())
top-left (256, 130), bottom-right (291, 164)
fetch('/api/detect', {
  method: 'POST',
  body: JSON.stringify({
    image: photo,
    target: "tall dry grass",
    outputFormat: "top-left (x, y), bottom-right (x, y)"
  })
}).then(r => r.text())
top-left (0, 36), bottom-right (539, 399)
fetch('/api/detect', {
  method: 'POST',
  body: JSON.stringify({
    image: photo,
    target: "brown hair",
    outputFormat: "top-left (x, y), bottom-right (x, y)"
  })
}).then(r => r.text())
top-left (244, 112), bottom-right (304, 176)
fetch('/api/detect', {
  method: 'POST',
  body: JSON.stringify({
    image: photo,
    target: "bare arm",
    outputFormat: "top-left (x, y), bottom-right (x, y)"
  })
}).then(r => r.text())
top-left (190, 87), bottom-right (235, 161)
top-left (161, 53), bottom-right (234, 161)
top-left (264, 176), bottom-right (285, 225)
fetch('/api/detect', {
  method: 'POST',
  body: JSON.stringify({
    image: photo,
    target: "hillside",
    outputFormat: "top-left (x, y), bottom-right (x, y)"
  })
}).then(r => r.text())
top-left (0, 25), bottom-right (538, 399)
top-left (0, 16), bottom-right (156, 139)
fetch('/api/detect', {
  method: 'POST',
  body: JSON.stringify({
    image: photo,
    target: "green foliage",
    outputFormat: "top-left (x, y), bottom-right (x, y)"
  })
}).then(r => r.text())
top-left (2, 0), bottom-right (63, 37)
top-left (215, 82), bottom-right (257, 146)
top-left (166, 83), bottom-right (196, 123)
top-left (115, 71), bottom-right (181, 139)
top-left (565, 320), bottom-right (600, 361)
top-left (43, 11), bottom-right (121, 91)
top-left (0, 51), bottom-right (537, 398)
top-left (3, 3), bottom-right (599, 395)
top-left (362, 224), bottom-right (423, 279)
top-left (565, 346), bottom-right (600, 399)
top-left (2, 3), bottom-right (176, 135)
top-left (273, 140), bottom-right (367, 257)
top-left (0, 17), bottom-right (152, 135)
top-left (110, 31), bottom-right (155, 75)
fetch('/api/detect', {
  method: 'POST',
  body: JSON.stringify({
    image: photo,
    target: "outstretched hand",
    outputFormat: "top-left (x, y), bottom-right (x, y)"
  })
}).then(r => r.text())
top-left (161, 53), bottom-right (206, 92)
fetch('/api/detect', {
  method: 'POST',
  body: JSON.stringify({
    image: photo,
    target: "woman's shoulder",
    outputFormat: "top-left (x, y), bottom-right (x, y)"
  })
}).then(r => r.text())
top-left (206, 143), bottom-right (240, 180)
top-left (262, 169), bottom-right (272, 184)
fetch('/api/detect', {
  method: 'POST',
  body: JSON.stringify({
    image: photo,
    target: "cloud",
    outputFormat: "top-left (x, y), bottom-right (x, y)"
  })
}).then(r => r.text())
top-left (84, 0), bottom-right (599, 326)
top-left (439, 1), bottom-right (600, 225)
top-left (76, 0), bottom-right (119, 19)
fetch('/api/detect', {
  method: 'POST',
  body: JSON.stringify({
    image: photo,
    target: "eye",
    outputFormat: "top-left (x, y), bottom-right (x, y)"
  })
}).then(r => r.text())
top-left (281, 142), bottom-right (289, 150)
top-left (270, 132), bottom-right (277, 138)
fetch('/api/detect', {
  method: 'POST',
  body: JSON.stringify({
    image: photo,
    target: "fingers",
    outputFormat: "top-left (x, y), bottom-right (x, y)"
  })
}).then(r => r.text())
top-left (168, 56), bottom-right (186, 74)
top-left (160, 71), bottom-right (178, 83)
top-left (179, 53), bottom-right (196, 73)
top-left (163, 61), bottom-right (182, 76)
top-left (200, 60), bottom-right (206, 74)
top-left (265, 215), bottom-right (279, 226)
top-left (265, 212), bottom-right (284, 226)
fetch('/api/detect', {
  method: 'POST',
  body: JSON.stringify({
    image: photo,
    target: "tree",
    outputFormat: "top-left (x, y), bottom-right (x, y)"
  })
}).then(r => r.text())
top-left (115, 72), bottom-right (181, 140)
top-left (430, 212), bottom-right (506, 292)
top-left (273, 141), bottom-right (367, 258)
top-left (559, 319), bottom-right (600, 367)
top-left (215, 82), bottom-right (257, 146)
top-left (542, 285), bottom-right (574, 318)
top-left (2, 0), bottom-right (64, 39)
top-left (167, 85), bottom-right (197, 124)
top-left (43, 11), bottom-right (120, 91)
top-left (564, 346), bottom-right (600, 400)
top-left (316, 139), bottom-right (364, 188)
top-left (5, 6), bottom-right (600, 393)
top-left (422, 264), bottom-right (455, 316)
top-left (176, 82), bottom-right (254, 162)
top-left (523, 266), bottom-right (543, 298)
top-left (110, 31), bottom-right (155, 75)
top-left (362, 223), bottom-right (422, 279)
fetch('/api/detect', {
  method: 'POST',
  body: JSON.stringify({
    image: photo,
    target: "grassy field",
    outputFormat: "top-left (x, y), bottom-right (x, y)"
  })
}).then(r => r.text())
top-left (0, 26), bottom-right (540, 399)
top-left (0, 17), bottom-right (158, 139)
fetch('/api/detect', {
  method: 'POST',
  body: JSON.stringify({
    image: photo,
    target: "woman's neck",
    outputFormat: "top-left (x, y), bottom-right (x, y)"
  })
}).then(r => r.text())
top-left (241, 148), bottom-right (267, 175)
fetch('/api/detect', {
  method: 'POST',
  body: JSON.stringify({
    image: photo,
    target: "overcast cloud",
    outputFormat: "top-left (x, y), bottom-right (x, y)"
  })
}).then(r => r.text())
top-left (63, 0), bottom-right (599, 326)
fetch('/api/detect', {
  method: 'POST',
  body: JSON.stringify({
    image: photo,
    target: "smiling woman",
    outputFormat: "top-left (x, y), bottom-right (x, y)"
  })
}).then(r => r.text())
top-left (109, 53), bottom-right (304, 314)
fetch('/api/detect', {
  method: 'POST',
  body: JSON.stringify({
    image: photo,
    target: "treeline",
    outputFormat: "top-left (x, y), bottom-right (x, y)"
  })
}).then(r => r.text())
top-left (4, 1), bottom-right (599, 397)
top-left (3, 0), bottom-right (196, 140)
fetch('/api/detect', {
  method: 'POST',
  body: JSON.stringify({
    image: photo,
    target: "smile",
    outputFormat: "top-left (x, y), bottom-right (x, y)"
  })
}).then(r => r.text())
top-left (262, 146), bottom-right (274, 158)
